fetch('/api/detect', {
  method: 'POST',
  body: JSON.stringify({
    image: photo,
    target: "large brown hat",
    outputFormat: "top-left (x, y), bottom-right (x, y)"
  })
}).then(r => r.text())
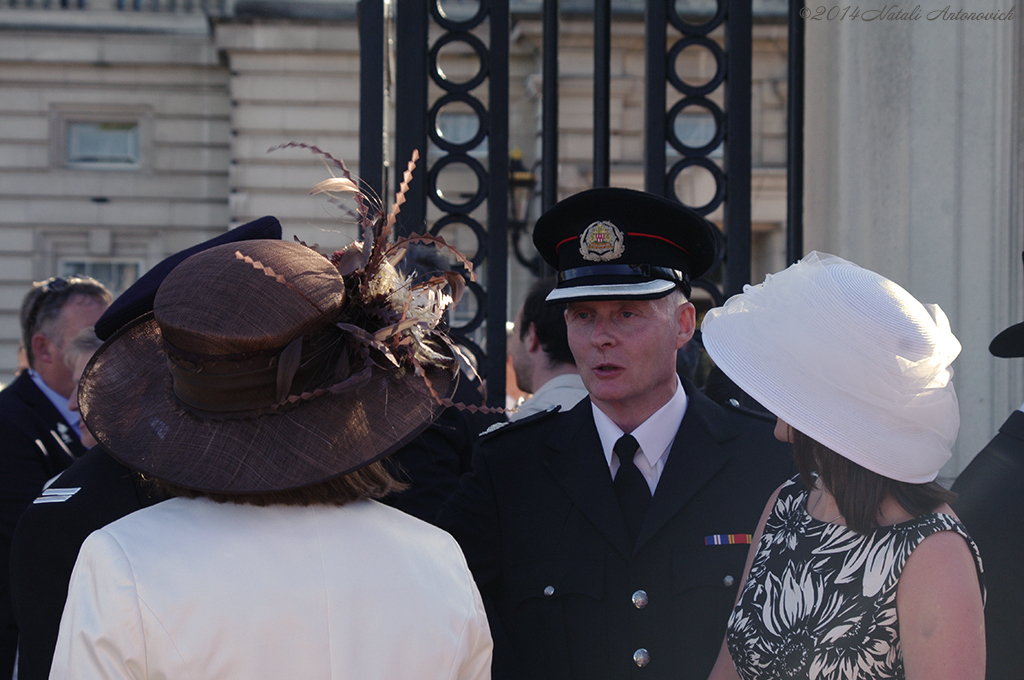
top-left (79, 239), bottom-right (457, 494)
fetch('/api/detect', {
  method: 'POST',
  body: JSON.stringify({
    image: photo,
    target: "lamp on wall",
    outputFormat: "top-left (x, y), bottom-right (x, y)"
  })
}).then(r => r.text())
top-left (508, 148), bottom-right (543, 276)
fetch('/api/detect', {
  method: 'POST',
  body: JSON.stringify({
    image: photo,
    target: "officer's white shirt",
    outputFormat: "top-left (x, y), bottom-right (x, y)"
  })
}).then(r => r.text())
top-left (593, 377), bottom-right (688, 495)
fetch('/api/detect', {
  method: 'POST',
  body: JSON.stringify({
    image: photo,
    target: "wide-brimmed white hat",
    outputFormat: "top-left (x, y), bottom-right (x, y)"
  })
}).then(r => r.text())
top-left (701, 252), bottom-right (961, 483)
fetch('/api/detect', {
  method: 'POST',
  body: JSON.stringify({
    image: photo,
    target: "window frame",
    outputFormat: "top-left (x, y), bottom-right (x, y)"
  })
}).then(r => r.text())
top-left (58, 257), bottom-right (144, 298)
top-left (51, 104), bottom-right (152, 172)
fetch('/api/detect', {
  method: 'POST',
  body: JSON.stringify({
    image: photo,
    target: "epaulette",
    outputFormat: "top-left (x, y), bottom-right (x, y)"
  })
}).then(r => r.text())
top-left (721, 398), bottom-right (777, 423)
top-left (477, 404), bottom-right (562, 442)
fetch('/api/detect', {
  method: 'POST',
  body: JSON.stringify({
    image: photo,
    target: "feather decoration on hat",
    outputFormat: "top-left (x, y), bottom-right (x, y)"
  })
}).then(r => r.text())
top-left (267, 142), bottom-right (491, 412)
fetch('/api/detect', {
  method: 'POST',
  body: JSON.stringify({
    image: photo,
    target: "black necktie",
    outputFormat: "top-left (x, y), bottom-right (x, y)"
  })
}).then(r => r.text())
top-left (613, 434), bottom-right (650, 543)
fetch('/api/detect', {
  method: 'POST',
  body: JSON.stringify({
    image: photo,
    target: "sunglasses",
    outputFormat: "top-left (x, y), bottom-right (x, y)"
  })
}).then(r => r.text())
top-left (24, 277), bottom-right (72, 337)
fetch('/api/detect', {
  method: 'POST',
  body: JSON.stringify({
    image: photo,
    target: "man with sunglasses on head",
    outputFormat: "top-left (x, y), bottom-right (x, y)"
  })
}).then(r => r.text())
top-left (0, 275), bottom-right (111, 676)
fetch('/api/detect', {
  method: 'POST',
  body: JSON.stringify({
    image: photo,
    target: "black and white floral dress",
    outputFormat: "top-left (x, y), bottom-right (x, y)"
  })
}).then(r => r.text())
top-left (726, 476), bottom-right (984, 680)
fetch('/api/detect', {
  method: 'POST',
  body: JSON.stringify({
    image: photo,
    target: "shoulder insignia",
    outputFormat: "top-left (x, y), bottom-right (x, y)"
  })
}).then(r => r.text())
top-left (33, 487), bottom-right (82, 504)
top-left (481, 421), bottom-right (508, 436)
top-left (721, 398), bottom-right (777, 423)
top-left (477, 404), bottom-right (562, 442)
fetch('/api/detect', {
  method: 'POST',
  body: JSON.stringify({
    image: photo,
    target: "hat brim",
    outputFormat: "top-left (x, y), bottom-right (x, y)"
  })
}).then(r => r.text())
top-left (990, 321), bottom-right (1024, 358)
top-left (80, 312), bottom-right (456, 494)
top-left (545, 279), bottom-right (677, 304)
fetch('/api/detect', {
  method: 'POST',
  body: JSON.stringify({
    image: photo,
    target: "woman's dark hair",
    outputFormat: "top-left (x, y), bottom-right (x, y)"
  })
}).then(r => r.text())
top-left (146, 459), bottom-right (407, 507)
top-left (791, 429), bottom-right (956, 534)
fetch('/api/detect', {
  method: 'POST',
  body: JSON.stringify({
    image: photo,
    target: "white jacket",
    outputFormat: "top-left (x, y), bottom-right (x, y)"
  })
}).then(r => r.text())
top-left (50, 497), bottom-right (492, 680)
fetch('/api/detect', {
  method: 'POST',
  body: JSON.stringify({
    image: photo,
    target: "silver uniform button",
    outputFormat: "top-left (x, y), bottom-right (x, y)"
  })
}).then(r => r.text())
top-left (631, 589), bottom-right (649, 609)
top-left (633, 648), bottom-right (650, 667)
top-left (543, 585), bottom-right (555, 596)
top-left (723, 575), bottom-right (735, 588)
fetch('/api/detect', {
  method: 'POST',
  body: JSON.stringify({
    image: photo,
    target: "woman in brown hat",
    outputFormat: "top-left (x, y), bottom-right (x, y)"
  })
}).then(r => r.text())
top-left (49, 233), bottom-right (492, 679)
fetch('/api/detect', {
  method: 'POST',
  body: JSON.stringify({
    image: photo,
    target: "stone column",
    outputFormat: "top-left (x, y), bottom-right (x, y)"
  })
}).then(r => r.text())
top-left (803, 3), bottom-right (1022, 481)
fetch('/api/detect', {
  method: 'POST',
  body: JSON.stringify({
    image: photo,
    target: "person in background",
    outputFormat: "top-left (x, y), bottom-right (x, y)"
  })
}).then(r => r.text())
top-left (438, 187), bottom-right (793, 680)
top-left (51, 238), bottom-right (491, 680)
top-left (10, 216), bottom-right (282, 680)
top-left (507, 276), bottom-right (588, 420)
top-left (952, 250), bottom-right (1024, 680)
top-left (0, 275), bottom-right (111, 676)
top-left (702, 251), bottom-right (984, 680)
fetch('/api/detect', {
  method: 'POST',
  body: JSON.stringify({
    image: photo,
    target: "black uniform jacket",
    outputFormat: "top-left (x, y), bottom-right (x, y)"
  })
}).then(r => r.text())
top-left (437, 382), bottom-right (794, 680)
top-left (383, 373), bottom-right (505, 523)
top-left (10, 447), bottom-right (161, 680)
top-left (0, 372), bottom-right (86, 676)
top-left (952, 410), bottom-right (1024, 680)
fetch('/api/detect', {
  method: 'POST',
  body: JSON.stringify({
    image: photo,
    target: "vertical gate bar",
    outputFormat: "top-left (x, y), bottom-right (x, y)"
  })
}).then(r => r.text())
top-left (724, 1), bottom-right (752, 296)
top-left (644, 0), bottom-right (667, 196)
top-left (487, 0), bottom-right (511, 407)
top-left (786, 0), bottom-right (805, 265)
top-left (394, 0), bottom-right (428, 237)
top-left (593, 0), bottom-right (611, 188)
top-left (541, 0), bottom-right (559, 210)
top-left (358, 0), bottom-right (384, 201)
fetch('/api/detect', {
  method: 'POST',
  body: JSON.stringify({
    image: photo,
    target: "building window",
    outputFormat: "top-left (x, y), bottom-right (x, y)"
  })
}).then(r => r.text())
top-left (52, 105), bottom-right (150, 171)
top-left (60, 259), bottom-right (142, 298)
top-left (66, 122), bottom-right (140, 168)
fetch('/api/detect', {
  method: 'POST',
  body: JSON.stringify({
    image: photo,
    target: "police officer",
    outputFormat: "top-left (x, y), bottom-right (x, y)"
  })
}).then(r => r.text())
top-left (437, 187), bottom-right (793, 680)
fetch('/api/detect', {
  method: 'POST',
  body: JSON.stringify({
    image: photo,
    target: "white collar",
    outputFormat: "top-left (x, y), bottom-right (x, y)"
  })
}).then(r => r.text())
top-left (593, 377), bottom-right (688, 469)
top-left (27, 368), bottom-right (80, 434)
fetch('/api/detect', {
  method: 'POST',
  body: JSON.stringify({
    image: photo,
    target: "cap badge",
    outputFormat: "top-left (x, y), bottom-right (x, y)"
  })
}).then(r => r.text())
top-left (579, 220), bottom-right (625, 262)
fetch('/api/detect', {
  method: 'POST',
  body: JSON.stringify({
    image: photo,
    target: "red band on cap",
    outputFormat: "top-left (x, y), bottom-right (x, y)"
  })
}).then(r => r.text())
top-left (627, 232), bottom-right (690, 255)
top-left (555, 235), bottom-right (577, 252)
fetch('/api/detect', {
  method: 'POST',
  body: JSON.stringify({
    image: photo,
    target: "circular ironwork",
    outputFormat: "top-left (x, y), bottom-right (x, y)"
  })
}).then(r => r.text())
top-left (666, 156), bottom-right (725, 216)
top-left (667, 96), bottom-right (724, 156)
top-left (431, 0), bottom-right (488, 32)
top-left (449, 279), bottom-right (487, 335)
top-left (668, 0), bottom-right (726, 36)
top-left (430, 213), bottom-right (489, 267)
top-left (429, 32), bottom-right (490, 94)
top-left (667, 36), bottom-right (726, 97)
top-left (449, 333), bottom-right (486, 379)
top-left (703, 213), bottom-right (727, 273)
top-left (428, 154), bottom-right (488, 214)
top-left (429, 93), bottom-right (489, 154)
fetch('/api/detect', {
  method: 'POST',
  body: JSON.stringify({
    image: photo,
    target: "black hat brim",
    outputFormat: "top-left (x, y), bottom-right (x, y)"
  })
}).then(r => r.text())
top-left (990, 321), bottom-right (1024, 358)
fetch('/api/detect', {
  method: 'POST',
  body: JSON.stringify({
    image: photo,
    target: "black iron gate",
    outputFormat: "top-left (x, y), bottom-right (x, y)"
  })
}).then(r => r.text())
top-left (359, 0), bottom-right (801, 407)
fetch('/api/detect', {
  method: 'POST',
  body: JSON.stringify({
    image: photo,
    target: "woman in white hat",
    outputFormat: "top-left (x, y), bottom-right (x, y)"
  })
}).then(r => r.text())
top-left (702, 252), bottom-right (984, 680)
